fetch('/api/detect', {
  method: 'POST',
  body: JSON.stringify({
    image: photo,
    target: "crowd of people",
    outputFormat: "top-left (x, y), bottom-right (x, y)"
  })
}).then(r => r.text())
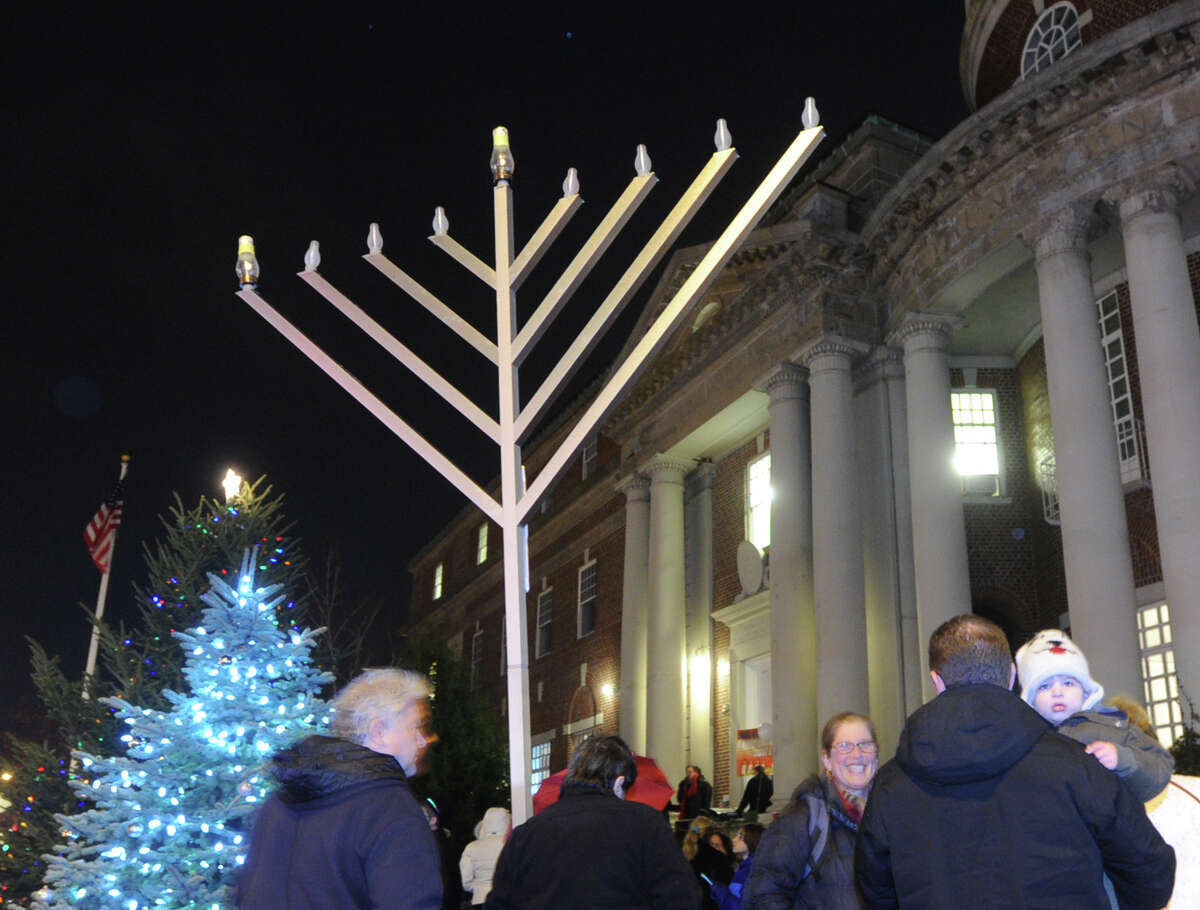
top-left (235, 617), bottom-right (1188, 909)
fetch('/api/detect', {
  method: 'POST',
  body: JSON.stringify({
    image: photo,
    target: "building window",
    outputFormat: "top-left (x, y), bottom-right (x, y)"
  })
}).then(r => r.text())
top-left (476, 522), bottom-right (489, 565)
top-left (531, 740), bottom-right (553, 791)
top-left (1021, 2), bottom-right (1082, 79)
top-left (582, 438), bottom-right (598, 480)
top-left (951, 390), bottom-right (1002, 497)
top-left (1096, 291), bottom-right (1147, 484)
top-left (745, 452), bottom-right (772, 551)
top-left (1138, 602), bottom-right (1184, 749)
top-left (432, 562), bottom-right (444, 600)
top-left (577, 561), bottom-right (597, 638)
top-left (536, 588), bottom-right (553, 658)
top-left (470, 626), bottom-right (484, 689)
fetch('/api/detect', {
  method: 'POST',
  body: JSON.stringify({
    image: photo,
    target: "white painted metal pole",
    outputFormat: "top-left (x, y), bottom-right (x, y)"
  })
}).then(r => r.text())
top-left (83, 455), bottom-right (130, 700)
top-left (494, 179), bottom-right (534, 824)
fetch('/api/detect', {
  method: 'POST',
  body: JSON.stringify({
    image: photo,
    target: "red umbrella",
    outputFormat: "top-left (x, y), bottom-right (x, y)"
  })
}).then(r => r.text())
top-left (532, 755), bottom-right (675, 814)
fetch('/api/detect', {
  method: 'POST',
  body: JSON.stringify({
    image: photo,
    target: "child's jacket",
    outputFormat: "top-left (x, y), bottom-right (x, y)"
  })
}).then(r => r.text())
top-left (1057, 706), bottom-right (1175, 801)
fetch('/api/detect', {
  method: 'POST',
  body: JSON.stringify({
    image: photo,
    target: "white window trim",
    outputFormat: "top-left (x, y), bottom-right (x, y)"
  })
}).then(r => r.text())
top-left (577, 559), bottom-right (597, 639)
top-left (1020, 2), bottom-right (1087, 79)
top-left (745, 451), bottom-right (772, 551)
top-left (951, 388), bottom-right (1007, 502)
top-left (476, 522), bottom-right (489, 565)
top-left (582, 437), bottom-right (598, 481)
top-left (1096, 291), bottom-right (1147, 485)
top-left (536, 588), bottom-right (553, 659)
top-left (1137, 598), bottom-right (1184, 749)
top-left (432, 562), bottom-right (444, 601)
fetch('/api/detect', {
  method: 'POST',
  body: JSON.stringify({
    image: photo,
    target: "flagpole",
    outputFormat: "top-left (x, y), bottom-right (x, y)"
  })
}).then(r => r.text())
top-left (82, 454), bottom-right (131, 700)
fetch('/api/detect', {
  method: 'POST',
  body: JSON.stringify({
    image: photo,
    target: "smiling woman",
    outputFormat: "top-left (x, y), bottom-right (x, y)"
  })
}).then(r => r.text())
top-left (740, 713), bottom-right (879, 910)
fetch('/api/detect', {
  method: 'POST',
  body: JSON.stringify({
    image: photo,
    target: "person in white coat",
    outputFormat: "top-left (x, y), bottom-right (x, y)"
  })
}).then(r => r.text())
top-left (460, 806), bottom-right (510, 907)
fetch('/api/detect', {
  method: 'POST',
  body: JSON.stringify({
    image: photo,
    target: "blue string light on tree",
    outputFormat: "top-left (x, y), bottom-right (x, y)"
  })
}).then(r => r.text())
top-left (35, 549), bottom-right (332, 909)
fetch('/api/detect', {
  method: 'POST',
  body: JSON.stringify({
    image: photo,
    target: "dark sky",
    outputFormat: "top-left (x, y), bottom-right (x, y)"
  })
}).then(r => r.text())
top-left (3, 7), bottom-right (969, 735)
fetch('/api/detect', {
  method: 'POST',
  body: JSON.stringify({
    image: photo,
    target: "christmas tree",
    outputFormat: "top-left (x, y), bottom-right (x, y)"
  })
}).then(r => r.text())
top-left (1, 479), bottom-right (307, 905)
top-left (34, 550), bottom-right (333, 909)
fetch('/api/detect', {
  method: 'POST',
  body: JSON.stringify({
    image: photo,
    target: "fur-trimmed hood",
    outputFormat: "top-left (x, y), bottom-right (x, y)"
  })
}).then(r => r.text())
top-left (272, 734), bottom-right (406, 804)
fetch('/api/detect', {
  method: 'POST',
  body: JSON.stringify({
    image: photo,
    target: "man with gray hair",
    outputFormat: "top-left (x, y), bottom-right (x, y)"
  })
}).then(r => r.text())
top-left (238, 667), bottom-right (442, 909)
top-left (855, 614), bottom-right (1175, 909)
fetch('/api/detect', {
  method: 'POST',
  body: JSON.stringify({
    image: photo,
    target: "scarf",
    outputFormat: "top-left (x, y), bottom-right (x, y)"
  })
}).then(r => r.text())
top-left (683, 774), bottom-right (699, 799)
top-left (828, 771), bottom-right (868, 824)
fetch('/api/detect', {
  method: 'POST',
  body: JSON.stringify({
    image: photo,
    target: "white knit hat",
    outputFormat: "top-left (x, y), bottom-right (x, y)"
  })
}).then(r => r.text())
top-left (1015, 629), bottom-right (1104, 711)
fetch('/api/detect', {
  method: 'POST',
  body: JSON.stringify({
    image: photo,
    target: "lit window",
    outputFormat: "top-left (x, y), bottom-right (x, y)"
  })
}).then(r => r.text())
top-left (745, 453), bottom-right (772, 551)
top-left (1138, 602), bottom-right (1184, 749)
top-left (536, 589), bottom-right (553, 658)
top-left (476, 523), bottom-right (489, 565)
top-left (1021, 2), bottom-right (1082, 78)
top-left (531, 740), bottom-right (553, 791)
top-left (578, 561), bottom-right (597, 638)
top-left (951, 390), bottom-right (1002, 497)
top-left (470, 626), bottom-right (484, 689)
top-left (432, 562), bottom-right (444, 601)
top-left (582, 438), bottom-right (598, 481)
top-left (1096, 292), bottom-right (1146, 484)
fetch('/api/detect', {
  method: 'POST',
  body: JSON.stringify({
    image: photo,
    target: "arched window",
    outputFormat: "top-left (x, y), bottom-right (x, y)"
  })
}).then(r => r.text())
top-left (1021, 2), bottom-right (1083, 78)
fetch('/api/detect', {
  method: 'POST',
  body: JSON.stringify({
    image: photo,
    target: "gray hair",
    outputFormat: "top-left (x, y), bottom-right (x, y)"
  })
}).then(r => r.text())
top-left (330, 668), bottom-right (432, 744)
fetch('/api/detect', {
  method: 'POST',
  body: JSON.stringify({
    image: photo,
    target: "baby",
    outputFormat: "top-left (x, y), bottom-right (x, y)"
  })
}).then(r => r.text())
top-left (1015, 629), bottom-right (1174, 802)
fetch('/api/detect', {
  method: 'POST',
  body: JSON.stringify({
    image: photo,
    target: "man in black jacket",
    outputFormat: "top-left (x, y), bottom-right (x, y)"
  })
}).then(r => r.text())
top-left (485, 735), bottom-right (699, 910)
top-left (736, 765), bottom-right (774, 815)
top-left (855, 614), bottom-right (1175, 910)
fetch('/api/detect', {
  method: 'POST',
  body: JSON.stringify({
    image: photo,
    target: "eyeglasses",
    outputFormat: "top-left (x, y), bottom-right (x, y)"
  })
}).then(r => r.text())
top-left (830, 740), bottom-right (878, 755)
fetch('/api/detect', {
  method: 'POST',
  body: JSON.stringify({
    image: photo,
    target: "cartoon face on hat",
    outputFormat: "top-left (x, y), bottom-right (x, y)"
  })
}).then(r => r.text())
top-left (1015, 630), bottom-right (1104, 713)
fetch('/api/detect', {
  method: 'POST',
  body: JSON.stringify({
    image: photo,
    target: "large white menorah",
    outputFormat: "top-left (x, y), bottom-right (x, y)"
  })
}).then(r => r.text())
top-left (236, 104), bottom-right (823, 821)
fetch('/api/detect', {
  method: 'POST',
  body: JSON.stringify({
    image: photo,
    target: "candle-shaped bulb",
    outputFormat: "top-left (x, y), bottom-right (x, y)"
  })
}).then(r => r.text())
top-left (490, 126), bottom-right (515, 182)
top-left (235, 235), bottom-right (260, 290)
top-left (634, 144), bottom-right (651, 177)
top-left (367, 223), bottom-right (383, 254)
top-left (303, 240), bottom-right (320, 272)
top-left (714, 119), bottom-right (732, 151)
top-left (562, 167), bottom-right (580, 196)
top-left (432, 207), bottom-right (449, 236)
top-left (802, 97), bottom-right (820, 129)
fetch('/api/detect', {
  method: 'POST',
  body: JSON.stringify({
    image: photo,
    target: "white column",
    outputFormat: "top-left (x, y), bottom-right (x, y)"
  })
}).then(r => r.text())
top-left (1033, 206), bottom-right (1142, 700)
top-left (855, 347), bottom-right (917, 752)
top-left (764, 363), bottom-right (818, 790)
top-left (890, 315), bottom-right (972, 701)
top-left (646, 455), bottom-right (691, 779)
top-left (685, 465), bottom-right (715, 775)
top-left (800, 339), bottom-right (869, 721)
top-left (1115, 173), bottom-right (1200, 701)
top-left (618, 473), bottom-right (650, 754)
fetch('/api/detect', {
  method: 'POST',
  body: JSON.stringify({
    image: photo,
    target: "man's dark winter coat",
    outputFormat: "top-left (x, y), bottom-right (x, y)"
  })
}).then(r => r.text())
top-left (484, 779), bottom-right (700, 910)
top-left (855, 684), bottom-right (1175, 910)
top-left (736, 770), bottom-right (774, 815)
top-left (237, 735), bottom-right (442, 910)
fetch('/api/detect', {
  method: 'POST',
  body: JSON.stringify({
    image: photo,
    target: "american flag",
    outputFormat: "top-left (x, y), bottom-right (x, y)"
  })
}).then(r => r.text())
top-left (84, 482), bottom-right (125, 573)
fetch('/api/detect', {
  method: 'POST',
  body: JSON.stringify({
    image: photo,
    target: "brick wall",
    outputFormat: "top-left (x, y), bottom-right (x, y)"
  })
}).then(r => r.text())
top-left (713, 433), bottom-right (768, 610)
top-left (974, 1), bottom-right (1175, 109)
top-left (712, 621), bottom-right (731, 804)
top-left (953, 367), bottom-right (1043, 643)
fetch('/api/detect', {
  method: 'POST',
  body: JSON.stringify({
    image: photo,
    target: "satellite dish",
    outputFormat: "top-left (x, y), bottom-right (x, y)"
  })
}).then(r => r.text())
top-left (736, 540), bottom-right (764, 595)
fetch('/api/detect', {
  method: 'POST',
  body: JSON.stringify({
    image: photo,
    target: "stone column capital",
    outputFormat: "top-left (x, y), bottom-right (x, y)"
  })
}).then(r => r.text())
top-left (616, 472), bottom-right (650, 501)
top-left (761, 362), bottom-right (810, 400)
top-left (1030, 203), bottom-right (1100, 264)
top-left (1109, 165), bottom-right (1196, 226)
top-left (886, 313), bottom-right (960, 352)
top-left (687, 461), bottom-right (716, 495)
top-left (643, 454), bottom-right (694, 482)
top-left (798, 335), bottom-right (864, 373)
top-left (854, 345), bottom-right (905, 386)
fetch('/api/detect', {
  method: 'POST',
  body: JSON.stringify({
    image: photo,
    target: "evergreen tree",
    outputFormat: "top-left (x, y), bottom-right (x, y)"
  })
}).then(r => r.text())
top-left (0, 479), bottom-right (306, 905)
top-left (34, 551), bottom-right (333, 909)
top-left (403, 639), bottom-right (510, 856)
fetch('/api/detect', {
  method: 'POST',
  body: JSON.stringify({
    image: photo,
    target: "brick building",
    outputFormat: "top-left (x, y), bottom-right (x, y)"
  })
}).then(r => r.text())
top-left (406, 1), bottom-right (1200, 811)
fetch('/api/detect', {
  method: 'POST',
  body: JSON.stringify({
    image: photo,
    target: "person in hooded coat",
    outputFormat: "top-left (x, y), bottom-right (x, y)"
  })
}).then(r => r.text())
top-left (460, 806), bottom-right (511, 906)
top-left (237, 668), bottom-right (442, 910)
top-left (855, 615), bottom-right (1175, 910)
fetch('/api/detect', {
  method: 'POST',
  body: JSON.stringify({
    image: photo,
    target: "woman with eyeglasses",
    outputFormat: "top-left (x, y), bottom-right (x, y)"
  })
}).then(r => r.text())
top-left (741, 712), bottom-right (879, 909)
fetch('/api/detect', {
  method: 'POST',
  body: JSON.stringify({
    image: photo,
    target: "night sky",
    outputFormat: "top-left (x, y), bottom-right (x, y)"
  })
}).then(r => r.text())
top-left (4, 7), bottom-right (969, 737)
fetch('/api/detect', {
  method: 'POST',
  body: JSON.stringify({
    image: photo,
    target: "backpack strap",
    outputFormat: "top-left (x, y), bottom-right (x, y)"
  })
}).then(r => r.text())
top-left (800, 791), bottom-right (829, 882)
